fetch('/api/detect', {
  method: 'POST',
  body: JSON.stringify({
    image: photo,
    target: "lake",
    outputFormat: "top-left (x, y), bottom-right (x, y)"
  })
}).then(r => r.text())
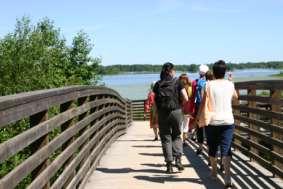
top-left (99, 69), bottom-right (282, 100)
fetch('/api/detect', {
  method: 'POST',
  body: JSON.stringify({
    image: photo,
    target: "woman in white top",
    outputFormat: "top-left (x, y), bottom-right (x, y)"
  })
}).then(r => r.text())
top-left (203, 60), bottom-right (238, 188)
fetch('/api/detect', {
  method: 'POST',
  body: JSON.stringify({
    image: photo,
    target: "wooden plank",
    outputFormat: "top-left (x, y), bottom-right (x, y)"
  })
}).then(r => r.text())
top-left (66, 126), bottom-right (125, 189)
top-left (235, 124), bottom-right (283, 149)
top-left (234, 133), bottom-right (283, 164)
top-left (233, 142), bottom-right (283, 178)
top-left (0, 86), bottom-right (125, 111)
top-left (238, 95), bottom-right (283, 106)
top-left (234, 114), bottom-right (283, 134)
top-left (271, 89), bottom-right (283, 173)
top-left (79, 130), bottom-right (124, 189)
top-left (50, 124), bottom-right (124, 189)
top-left (0, 110), bottom-right (123, 189)
top-left (233, 105), bottom-right (283, 120)
top-left (0, 87), bottom-right (126, 128)
top-left (30, 110), bottom-right (50, 189)
top-left (27, 116), bottom-right (125, 189)
top-left (0, 98), bottom-right (113, 163)
top-left (235, 80), bottom-right (283, 90)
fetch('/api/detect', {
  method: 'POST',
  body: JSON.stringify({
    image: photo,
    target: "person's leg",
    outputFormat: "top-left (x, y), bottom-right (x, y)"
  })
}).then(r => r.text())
top-left (206, 126), bottom-right (220, 179)
top-left (196, 127), bottom-right (204, 155)
top-left (158, 110), bottom-right (174, 173)
top-left (182, 116), bottom-right (189, 143)
top-left (153, 127), bottom-right (158, 141)
top-left (159, 132), bottom-right (173, 173)
top-left (220, 125), bottom-right (234, 187)
top-left (170, 109), bottom-right (184, 171)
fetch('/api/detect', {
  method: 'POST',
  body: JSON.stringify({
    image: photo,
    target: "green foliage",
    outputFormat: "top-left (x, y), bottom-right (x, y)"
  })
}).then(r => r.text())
top-left (0, 16), bottom-right (101, 188)
top-left (0, 16), bottom-right (101, 96)
top-left (271, 71), bottom-right (283, 78)
top-left (100, 62), bottom-right (283, 75)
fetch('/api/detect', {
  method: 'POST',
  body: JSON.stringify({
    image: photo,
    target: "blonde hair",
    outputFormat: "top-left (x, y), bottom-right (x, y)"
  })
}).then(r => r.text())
top-left (205, 70), bottom-right (214, 81)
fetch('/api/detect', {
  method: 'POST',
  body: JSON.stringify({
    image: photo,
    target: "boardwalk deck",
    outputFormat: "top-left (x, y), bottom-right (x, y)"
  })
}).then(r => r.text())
top-left (84, 121), bottom-right (283, 189)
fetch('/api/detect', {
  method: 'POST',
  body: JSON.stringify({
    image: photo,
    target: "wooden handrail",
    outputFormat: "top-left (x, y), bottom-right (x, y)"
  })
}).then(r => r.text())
top-left (131, 100), bottom-right (150, 121)
top-left (0, 86), bottom-right (132, 189)
top-left (233, 80), bottom-right (283, 178)
top-left (131, 80), bottom-right (283, 178)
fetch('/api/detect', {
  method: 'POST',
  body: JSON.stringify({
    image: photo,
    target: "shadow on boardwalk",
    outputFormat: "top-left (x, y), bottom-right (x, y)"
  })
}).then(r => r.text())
top-left (85, 122), bottom-right (283, 189)
top-left (187, 140), bottom-right (283, 189)
top-left (96, 140), bottom-right (283, 189)
top-left (97, 167), bottom-right (219, 187)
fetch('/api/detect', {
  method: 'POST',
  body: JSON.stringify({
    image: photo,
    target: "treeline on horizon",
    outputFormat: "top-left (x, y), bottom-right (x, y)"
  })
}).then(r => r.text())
top-left (100, 61), bottom-right (283, 75)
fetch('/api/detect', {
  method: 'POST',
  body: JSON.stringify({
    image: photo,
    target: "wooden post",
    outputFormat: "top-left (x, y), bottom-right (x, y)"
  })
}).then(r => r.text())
top-left (89, 95), bottom-right (97, 167)
top-left (232, 89), bottom-right (240, 152)
top-left (248, 87), bottom-right (259, 160)
top-left (30, 110), bottom-right (49, 189)
top-left (271, 89), bottom-right (283, 175)
top-left (60, 101), bottom-right (75, 187)
top-left (78, 97), bottom-right (89, 136)
top-left (77, 96), bottom-right (89, 177)
top-left (125, 100), bottom-right (128, 128)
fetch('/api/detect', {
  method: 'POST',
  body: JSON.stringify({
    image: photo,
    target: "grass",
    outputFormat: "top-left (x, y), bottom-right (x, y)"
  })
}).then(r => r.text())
top-left (271, 71), bottom-right (283, 78)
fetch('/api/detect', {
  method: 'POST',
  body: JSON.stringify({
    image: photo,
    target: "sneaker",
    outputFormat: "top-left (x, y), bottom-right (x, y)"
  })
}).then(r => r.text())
top-left (196, 148), bottom-right (202, 155)
top-left (175, 158), bottom-right (184, 171)
top-left (224, 183), bottom-right (233, 189)
top-left (166, 162), bottom-right (173, 174)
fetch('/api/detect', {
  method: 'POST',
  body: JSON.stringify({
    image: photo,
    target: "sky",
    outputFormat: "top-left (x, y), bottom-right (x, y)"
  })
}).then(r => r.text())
top-left (0, 0), bottom-right (283, 66)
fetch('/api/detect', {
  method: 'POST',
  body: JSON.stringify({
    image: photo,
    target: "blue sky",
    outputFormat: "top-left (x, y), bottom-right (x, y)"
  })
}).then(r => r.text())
top-left (0, 0), bottom-right (283, 65)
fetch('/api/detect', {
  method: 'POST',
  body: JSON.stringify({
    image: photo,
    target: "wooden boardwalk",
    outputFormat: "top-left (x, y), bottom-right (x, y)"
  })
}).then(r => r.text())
top-left (84, 121), bottom-right (283, 189)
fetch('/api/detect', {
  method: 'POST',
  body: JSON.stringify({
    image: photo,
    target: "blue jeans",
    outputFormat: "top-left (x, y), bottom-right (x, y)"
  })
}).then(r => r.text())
top-left (205, 124), bottom-right (234, 157)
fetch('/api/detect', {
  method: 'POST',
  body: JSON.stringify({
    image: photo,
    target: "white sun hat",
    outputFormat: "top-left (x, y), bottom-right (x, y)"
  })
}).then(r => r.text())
top-left (199, 64), bottom-right (209, 74)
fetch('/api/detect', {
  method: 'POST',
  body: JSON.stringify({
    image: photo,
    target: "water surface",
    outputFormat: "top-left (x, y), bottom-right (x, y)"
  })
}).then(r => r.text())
top-left (100, 69), bottom-right (282, 100)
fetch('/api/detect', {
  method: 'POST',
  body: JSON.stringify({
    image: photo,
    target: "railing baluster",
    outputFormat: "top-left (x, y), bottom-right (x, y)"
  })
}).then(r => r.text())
top-left (30, 110), bottom-right (50, 189)
top-left (247, 87), bottom-right (259, 161)
top-left (271, 89), bottom-right (283, 176)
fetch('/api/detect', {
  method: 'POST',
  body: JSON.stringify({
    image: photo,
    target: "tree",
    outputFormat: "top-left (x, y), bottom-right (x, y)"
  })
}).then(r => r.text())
top-left (69, 31), bottom-right (101, 84)
top-left (0, 17), bottom-right (101, 96)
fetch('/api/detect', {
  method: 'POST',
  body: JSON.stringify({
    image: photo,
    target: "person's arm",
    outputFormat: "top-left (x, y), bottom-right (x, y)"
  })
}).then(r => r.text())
top-left (181, 88), bottom-right (189, 102)
top-left (195, 90), bottom-right (206, 121)
top-left (231, 82), bottom-right (238, 100)
top-left (232, 90), bottom-right (238, 100)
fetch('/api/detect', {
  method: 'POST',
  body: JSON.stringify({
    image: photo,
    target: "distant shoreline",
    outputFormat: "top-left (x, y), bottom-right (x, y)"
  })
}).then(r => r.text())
top-left (271, 71), bottom-right (283, 78)
top-left (100, 62), bottom-right (283, 75)
top-left (101, 68), bottom-right (283, 76)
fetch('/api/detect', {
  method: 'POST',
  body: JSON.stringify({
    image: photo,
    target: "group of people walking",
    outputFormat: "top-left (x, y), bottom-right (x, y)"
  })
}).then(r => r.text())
top-left (144, 60), bottom-right (238, 188)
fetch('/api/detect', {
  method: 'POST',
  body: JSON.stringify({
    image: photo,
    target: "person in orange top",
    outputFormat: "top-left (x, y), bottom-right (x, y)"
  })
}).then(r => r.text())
top-left (144, 82), bottom-right (159, 141)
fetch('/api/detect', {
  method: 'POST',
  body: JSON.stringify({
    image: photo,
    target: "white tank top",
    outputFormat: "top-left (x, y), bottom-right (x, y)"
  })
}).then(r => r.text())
top-left (207, 80), bottom-right (235, 125)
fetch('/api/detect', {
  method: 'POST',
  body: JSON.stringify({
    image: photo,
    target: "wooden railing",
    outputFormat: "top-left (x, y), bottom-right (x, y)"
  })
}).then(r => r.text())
top-left (132, 100), bottom-right (149, 121)
top-left (131, 80), bottom-right (283, 178)
top-left (233, 80), bottom-right (283, 178)
top-left (0, 86), bottom-right (132, 189)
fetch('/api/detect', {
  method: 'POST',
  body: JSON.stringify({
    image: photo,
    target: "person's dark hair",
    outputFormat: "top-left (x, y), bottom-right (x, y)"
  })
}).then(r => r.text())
top-left (213, 60), bottom-right (226, 79)
top-left (160, 62), bottom-right (174, 80)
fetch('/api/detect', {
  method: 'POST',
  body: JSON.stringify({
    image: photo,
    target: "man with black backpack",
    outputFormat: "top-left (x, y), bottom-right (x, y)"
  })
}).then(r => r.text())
top-left (153, 62), bottom-right (188, 174)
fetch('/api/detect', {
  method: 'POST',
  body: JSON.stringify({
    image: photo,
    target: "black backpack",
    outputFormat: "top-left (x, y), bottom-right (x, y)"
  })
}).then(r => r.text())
top-left (154, 78), bottom-right (179, 111)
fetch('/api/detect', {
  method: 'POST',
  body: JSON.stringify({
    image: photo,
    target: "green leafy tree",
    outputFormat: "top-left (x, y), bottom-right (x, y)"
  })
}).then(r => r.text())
top-left (0, 17), bottom-right (101, 188)
top-left (0, 17), bottom-right (101, 96)
top-left (69, 31), bottom-right (101, 84)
